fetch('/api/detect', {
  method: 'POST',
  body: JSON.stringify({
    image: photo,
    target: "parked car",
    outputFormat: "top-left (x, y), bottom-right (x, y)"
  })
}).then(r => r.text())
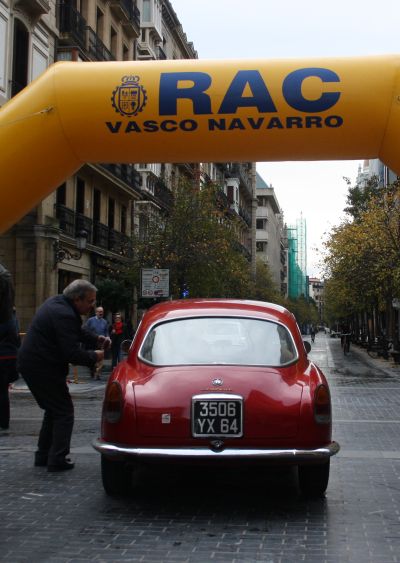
top-left (93, 299), bottom-right (339, 497)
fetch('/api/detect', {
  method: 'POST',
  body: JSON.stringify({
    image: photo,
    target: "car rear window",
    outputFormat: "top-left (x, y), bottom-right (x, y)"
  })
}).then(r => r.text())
top-left (139, 317), bottom-right (298, 366)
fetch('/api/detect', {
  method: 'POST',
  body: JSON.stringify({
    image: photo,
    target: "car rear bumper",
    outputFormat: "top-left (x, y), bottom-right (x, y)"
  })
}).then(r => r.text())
top-left (92, 438), bottom-right (340, 462)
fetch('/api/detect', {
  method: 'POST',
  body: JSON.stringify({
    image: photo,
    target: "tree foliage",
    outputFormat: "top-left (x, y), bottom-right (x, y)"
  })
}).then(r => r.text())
top-left (323, 178), bottom-right (400, 331)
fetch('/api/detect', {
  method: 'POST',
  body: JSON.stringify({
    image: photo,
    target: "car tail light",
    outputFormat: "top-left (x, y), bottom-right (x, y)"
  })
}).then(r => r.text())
top-left (103, 381), bottom-right (123, 423)
top-left (314, 384), bottom-right (331, 424)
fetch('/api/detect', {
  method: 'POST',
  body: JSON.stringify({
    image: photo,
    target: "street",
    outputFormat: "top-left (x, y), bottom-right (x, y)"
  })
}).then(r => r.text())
top-left (1, 333), bottom-right (400, 563)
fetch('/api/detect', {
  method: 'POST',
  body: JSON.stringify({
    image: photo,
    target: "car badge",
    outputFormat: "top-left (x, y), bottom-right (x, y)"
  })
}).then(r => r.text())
top-left (212, 378), bottom-right (223, 386)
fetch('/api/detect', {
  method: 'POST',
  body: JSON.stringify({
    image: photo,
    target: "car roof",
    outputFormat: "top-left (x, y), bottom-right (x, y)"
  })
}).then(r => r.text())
top-left (142, 299), bottom-right (296, 326)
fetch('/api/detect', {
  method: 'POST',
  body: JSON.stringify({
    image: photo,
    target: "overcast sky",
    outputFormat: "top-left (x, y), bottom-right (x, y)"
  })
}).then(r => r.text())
top-left (169, 0), bottom-right (400, 276)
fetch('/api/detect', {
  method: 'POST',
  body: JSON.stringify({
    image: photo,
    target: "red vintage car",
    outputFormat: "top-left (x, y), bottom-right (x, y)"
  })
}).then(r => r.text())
top-left (93, 299), bottom-right (339, 497)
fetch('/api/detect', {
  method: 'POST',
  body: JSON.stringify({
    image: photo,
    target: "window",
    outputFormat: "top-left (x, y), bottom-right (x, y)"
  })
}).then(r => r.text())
top-left (108, 197), bottom-right (115, 229)
top-left (12, 20), bottom-right (29, 97)
top-left (121, 205), bottom-right (127, 234)
top-left (256, 241), bottom-right (267, 252)
top-left (32, 47), bottom-right (47, 81)
top-left (93, 189), bottom-right (101, 222)
top-left (56, 184), bottom-right (66, 206)
top-left (142, 0), bottom-right (151, 21)
top-left (96, 8), bottom-right (104, 40)
top-left (139, 317), bottom-right (297, 366)
top-left (110, 27), bottom-right (117, 58)
top-left (76, 177), bottom-right (85, 214)
top-left (256, 219), bottom-right (267, 230)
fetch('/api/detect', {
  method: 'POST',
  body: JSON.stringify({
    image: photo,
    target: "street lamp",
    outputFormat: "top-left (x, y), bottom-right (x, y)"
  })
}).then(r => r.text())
top-left (54, 230), bottom-right (88, 268)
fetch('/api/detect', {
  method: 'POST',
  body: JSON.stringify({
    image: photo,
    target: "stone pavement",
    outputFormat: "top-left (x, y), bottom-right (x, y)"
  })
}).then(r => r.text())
top-left (1, 333), bottom-right (400, 562)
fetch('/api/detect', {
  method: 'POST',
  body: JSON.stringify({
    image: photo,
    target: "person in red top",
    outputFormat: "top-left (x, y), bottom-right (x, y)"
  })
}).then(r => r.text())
top-left (110, 313), bottom-right (125, 368)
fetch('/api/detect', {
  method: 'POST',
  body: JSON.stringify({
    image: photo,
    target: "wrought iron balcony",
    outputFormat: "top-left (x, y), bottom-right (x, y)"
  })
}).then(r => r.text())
top-left (108, 229), bottom-right (133, 256)
top-left (154, 178), bottom-right (174, 209)
top-left (110, 0), bottom-right (140, 36)
top-left (55, 204), bottom-right (75, 237)
top-left (228, 163), bottom-right (253, 200)
top-left (86, 27), bottom-right (115, 61)
top-left (58, 3), bottom-right (115, 61)
top-left (58, 2), bottom-right (87, 50)
top-left (239, 205), bottom-right (252, 227)
top-left (93, 222), bottom-right (109, 249)
top-left (75, 213), bottom-right (93, 243)
top-left (99, 163), bottom-right (141, 192)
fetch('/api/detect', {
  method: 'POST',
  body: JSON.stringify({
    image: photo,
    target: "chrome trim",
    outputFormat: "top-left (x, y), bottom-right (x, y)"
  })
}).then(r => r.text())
top-left (93, 439), bottom-right (340, 461)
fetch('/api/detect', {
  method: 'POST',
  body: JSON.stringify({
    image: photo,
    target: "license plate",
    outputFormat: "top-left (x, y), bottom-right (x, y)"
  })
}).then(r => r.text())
top-left (192, 396), bottom-right (243, 437)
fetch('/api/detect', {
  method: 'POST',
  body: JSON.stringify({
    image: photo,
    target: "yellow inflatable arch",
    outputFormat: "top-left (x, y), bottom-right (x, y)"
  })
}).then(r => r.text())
top-left (1, 55), bottom-right (400, 233)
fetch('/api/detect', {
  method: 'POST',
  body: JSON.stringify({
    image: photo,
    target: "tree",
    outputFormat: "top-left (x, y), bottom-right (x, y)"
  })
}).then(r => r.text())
top-left (129, 181), bottom-right (254, 299)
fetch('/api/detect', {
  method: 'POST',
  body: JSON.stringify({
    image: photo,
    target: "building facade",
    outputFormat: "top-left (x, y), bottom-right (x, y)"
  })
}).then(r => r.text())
top-left (0, 0), bottom-right (256, 329)
top-left (255, 171), bottom-right (286, 294)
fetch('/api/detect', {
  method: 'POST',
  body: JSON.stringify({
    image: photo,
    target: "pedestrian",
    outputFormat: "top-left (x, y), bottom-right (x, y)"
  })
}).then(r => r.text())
top-left (17, 279), bottom-right (110, 472)
top-left (84, 306), bottom-right (109, 379)
top-left (0, 264), bottom-right (19, 431)
top-left (110, 312), bottom-right (125, 368)
top-left (310, 325), bottom-right (316, 343)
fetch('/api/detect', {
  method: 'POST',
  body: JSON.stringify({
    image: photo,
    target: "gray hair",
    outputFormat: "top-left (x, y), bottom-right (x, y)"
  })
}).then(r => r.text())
top-left (63, 279), bottom-right (97, 300)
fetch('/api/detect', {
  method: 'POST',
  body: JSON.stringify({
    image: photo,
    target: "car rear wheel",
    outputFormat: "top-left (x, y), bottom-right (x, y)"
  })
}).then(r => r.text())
top-left (298, 460), bottom-right (330, 498)
top-left (101, 455), bottom-right (132, 496)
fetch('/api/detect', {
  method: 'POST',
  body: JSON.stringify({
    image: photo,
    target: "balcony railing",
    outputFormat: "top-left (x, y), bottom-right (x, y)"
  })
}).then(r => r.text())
top-left (75, 213), bottom-right (93, 243)
top-left (93, 222), bottom-right (109, 248)
top-left (58, 3), bottom-right (115, 61)
top-left (86, 27), bottom-right (114, 61)
top-left (55, 204), bottom-right (75, 237)
top-left (108, 229), bottom-right (133, 256)
top-left (58, 2), bottom-right (86, 50)
top-left (154, 178), bottom-right (174, 209)
top-left (110, 0), bottom-right (140, 34)
top-left (158, 45), bottom-right (167, 60)
top-left (100, 163), bottom-right (141, 191)
top-left (239, 205), bottom-right (251, 227)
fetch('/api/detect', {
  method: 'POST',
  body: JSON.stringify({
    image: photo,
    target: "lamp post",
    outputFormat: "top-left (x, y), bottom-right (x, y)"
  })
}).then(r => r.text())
top-left (54, 230), bottom-right (88, 268)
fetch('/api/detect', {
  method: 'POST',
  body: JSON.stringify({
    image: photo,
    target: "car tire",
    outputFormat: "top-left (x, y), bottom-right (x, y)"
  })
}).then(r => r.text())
top-left (101, 455), bottom-right (132, 496)
top-left (298, 460), bottom-right (330, 498)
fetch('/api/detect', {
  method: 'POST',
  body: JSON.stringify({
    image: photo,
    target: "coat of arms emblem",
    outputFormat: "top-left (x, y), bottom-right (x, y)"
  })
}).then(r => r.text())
top-left (111, 75), bottom-right (147, 117)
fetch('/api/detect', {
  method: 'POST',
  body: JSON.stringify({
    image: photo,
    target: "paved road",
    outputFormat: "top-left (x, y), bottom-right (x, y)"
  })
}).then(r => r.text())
top-left (1, 335), bottom-right (400, 562)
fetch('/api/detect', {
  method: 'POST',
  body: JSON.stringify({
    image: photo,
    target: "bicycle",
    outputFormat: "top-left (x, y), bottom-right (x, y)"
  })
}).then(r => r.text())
top-left (342, 333), bottom-right (351, 355)
top-left (367, 337), bottom-right (392, 360)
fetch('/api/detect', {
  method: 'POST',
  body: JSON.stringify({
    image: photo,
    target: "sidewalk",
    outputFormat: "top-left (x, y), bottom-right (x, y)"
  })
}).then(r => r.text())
top-left (10, 359), bottom-right (114, 394)
top-left (340, 339), bottom-right (400, 378)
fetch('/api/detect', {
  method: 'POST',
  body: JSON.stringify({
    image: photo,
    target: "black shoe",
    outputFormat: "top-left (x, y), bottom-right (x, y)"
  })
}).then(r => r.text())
top-left (47, 459), bottom-right (75, 472)
top-left (34, 455), bottom-right (48, 467)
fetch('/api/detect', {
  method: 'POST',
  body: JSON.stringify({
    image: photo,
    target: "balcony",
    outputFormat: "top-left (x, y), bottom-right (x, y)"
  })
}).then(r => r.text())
top-left (55, 204), bottom-right (75, 237)
top-left (239, 205), bottom-right (251, 228)
top-left (108, 229), bottom-right (133, 256)
top-left (154, 178), bottom-right (174, 209)
top-left (15, 0), bottom-right (50, 17)
top-left (75, 213), bottom-right (93, 244)
top-left (58, 3), bottom-right (115, 61)
top-left (58, 2), bottom-right (86, 51)
top-left (110, 0), bottom-right (140, 37)
top-left (100, 163), bottom-right (141, 192)
top-left (228, 164), bottom-right (253, 200)
top-left (86, 27), bottom-right (114, 61)
top-left (93, 222), bottom-right (109, 248)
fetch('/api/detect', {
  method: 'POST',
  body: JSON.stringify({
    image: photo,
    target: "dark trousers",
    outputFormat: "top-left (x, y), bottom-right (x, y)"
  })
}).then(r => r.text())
top-left (0, 368), bottom-right (10, 429)
top-left (22, 372), bottom-right (74, 466)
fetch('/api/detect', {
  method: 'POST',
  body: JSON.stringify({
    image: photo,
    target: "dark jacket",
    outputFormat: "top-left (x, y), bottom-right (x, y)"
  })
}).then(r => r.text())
top-left (0, 319), bottom-right (19, 360)
top-left (18, 295), bottom-right (98, 377)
